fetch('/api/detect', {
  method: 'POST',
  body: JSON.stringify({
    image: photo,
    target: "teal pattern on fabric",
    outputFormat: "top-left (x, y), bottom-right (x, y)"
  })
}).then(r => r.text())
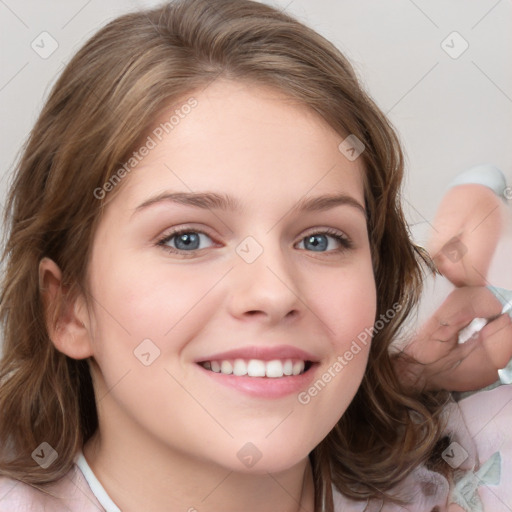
top-left (450, 451), bottom-right (501, 512)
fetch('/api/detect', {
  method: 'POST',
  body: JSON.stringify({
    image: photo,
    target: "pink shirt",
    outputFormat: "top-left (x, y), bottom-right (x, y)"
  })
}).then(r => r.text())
top-left (1, 385), bottom-right (511, 511)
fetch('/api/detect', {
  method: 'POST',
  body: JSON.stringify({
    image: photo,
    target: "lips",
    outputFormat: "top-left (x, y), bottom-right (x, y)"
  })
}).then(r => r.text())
top-left (196, 345), bottom-right (317, 384)
top-left (196, 345), bottom-right (318, 364)
top-left (195, 345), bottom-right (320, 400)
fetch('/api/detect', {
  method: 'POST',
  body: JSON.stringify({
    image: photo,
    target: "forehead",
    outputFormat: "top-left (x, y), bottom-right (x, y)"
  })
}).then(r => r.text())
top-left (111, 79), bottom-right (366, 211)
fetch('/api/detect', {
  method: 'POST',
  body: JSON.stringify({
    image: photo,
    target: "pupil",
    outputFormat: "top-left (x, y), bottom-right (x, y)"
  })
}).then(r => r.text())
top-left (306, 235), bottom-right (327, 251)
top-left (176, 233), bottom-right (199, 250)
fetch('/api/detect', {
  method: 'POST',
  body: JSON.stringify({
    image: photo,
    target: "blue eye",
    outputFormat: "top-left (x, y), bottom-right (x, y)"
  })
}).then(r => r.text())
top-left (296, 231), bottom-right (351, 252)
top-left (159, 230), bottom-right (214, 252)
top-left (157, 228), bottom-right (351, 256)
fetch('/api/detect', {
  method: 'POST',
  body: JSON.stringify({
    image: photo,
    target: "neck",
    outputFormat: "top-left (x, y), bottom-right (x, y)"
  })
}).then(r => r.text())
top-left (83, 420), bottom-right (316, 512)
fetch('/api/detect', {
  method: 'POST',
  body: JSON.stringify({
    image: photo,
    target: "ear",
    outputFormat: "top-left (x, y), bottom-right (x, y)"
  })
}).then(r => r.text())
top-left (39, 257), bottom-right (93, 359)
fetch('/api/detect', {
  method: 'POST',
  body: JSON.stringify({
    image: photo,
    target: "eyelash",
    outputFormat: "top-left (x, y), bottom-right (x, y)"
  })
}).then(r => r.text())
top-left (156, 227), bottom-right (353, 257)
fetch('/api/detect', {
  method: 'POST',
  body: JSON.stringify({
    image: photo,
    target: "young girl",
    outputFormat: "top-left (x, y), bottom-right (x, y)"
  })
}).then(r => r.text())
top-left (0, 0), bottom-right (510, 510)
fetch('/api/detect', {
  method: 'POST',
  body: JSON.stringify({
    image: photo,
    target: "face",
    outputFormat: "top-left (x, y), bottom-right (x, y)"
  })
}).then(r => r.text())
top-left (83, 79), bottom-right (376, 474)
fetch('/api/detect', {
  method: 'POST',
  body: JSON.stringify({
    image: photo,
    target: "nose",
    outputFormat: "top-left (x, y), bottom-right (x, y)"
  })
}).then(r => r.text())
top-left (227, 243), bottom-right (303, 325)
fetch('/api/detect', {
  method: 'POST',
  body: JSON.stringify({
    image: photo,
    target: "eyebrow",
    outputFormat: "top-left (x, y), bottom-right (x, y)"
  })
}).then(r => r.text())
top-left (133, 191), bottom-right (366, 218)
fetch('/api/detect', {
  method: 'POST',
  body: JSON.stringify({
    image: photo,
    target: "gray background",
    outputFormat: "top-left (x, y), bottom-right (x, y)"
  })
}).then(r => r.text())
top-left (1, 0), bottom-right (511, 322)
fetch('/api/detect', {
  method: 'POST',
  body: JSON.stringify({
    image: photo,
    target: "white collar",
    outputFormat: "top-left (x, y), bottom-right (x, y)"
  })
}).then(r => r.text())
top-left (74, 451), bottom-right (121, 512)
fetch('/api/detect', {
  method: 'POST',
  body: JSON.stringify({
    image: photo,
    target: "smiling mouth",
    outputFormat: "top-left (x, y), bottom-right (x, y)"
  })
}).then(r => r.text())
top-left (198, 358), bottom-right (313, 378)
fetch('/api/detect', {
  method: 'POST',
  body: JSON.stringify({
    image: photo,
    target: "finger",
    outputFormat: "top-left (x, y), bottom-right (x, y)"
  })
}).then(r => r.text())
top-left (405, 328), bottom-right (476, 383)
top-left (433, 228), bottom-right (500, 288)
top-left (448, 504), bottom-right (467, 512)
top-left (425, 338), bottom-right (499, 391)
top-left (424, 314), bottom-right (512, 391)
top-left (481, 312), bottom-right (512, 369)
top-left (425, 287), bottom-right (502, 334)
top-left (432, 237), bottom-right (486, 288)
top-left (427, 185), bottom-right (503, 287)
top-left (409, 287), bottom-right (503, 364)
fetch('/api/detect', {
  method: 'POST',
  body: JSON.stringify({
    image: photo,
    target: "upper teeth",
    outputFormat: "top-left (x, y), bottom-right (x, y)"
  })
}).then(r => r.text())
top-left (201, 359), bottom-right (306, 378)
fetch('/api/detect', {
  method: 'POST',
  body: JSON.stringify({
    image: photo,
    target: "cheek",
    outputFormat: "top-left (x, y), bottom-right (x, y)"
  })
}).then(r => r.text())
top-left (290, 269), bottom-right (376, 458)
top-left (89, 255), bottom-right (219, 337)
top-left (85, 257), bottom-right (228, 436)
top-left (308, 261), bottom-right (377, 350)
top-left (292, 260), bottom-right (376, 376)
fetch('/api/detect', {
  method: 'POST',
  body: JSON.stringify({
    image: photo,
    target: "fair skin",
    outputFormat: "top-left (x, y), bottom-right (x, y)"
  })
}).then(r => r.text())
top-left (395, 285), bottom-right (512, 391)
top-left (427, 184), bottom-right (504, 287)
top-left (397, 184), bottom-right (512, 392)
top-left (40, 79), bottom-right (376, 512)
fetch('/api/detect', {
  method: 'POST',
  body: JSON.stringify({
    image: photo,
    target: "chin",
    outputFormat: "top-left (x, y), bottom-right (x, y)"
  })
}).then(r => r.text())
top-left (206, 434), bottom-right (321, 476)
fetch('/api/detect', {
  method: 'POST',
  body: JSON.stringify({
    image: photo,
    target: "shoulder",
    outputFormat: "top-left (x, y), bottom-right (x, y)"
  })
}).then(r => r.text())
top-left (451, 384), bottom-right (512, 511)
top-left (330, 386), bottom-right (512, 511)
top-left (456, 383), bottom-right (512, 441)
top-left (331, 485), bottom-right (367, 511)
top-left (0, 463), bottom-right (103, 512)
top-left (331, 463), bottom-right (451, 512)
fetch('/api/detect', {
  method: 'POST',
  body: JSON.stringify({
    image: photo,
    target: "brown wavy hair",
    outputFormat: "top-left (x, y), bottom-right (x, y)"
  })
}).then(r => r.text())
top-left (0, 0), bottom-right (448, 508)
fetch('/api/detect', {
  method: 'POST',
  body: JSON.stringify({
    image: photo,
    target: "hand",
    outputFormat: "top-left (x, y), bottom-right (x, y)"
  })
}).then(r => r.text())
top-left (393, 287), bottom-right (512, 392)
top-left (448, 505), bottom-right (466, 512)
top-left (426, 184), bottom-right (504, 287)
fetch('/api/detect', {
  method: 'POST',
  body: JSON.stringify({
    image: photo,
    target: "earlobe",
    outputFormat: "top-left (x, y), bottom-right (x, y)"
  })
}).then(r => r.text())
top-left (39, 257), bottom-right (93, 360)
